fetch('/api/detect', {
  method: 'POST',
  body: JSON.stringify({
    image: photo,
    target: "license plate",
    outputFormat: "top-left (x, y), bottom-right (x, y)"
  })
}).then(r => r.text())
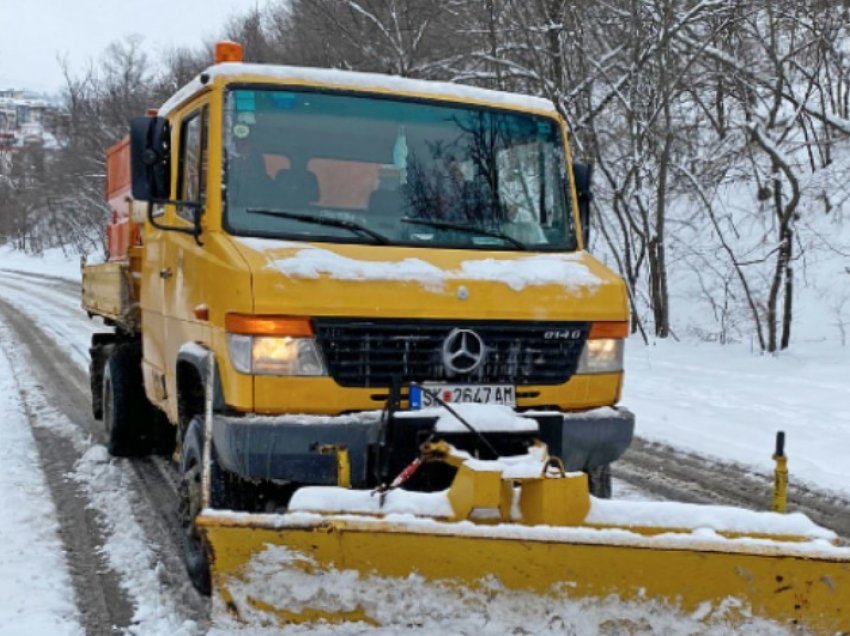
top-left (409, 384), bottom-right (516, 409)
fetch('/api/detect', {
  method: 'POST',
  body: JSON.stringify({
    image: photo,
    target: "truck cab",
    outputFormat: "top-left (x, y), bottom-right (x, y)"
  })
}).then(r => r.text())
top-left (85, 42), bottom-right (633, 593)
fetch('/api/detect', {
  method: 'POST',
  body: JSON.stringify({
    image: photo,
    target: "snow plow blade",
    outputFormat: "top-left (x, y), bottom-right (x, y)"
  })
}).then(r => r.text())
top-left (199, 513), bottom-right (850, 631)
top-left (197, 444), bottom-right (850, 631)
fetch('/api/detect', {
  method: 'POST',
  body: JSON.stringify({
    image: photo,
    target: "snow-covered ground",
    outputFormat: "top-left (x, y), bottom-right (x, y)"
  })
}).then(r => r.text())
top-left (625, 339), bottom-right (850, 497)
top-left (0, 245), bottom-right (84, 282)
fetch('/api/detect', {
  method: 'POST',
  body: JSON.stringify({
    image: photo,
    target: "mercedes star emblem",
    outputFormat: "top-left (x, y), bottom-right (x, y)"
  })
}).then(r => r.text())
top-left (442, 328), bottom-right (486, 374)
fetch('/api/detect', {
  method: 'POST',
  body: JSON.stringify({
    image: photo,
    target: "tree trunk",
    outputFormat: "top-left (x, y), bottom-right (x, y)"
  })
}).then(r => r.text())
top-left (766, 172), bottom-right (795, 353)
top-left (781, 243), bottom-right (793, 350)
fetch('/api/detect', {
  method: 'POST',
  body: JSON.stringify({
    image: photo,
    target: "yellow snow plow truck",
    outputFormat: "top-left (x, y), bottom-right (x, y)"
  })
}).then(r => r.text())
top-left (83, 42), bottom-right (850, 631)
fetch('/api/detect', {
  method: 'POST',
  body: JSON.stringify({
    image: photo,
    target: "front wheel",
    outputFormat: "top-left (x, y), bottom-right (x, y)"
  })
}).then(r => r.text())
top-left (179, 416), bottom-right (211, 595)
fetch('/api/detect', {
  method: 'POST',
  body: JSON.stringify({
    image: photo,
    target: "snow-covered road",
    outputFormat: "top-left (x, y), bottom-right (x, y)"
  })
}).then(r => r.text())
top-left (0, 259), bottom-right (205, 634)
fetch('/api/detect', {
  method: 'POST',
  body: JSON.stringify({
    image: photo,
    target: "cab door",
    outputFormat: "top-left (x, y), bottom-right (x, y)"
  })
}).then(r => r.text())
top-left (140, 200), bottom-right (168, 409)
top-left (160, 102), bottom-right (212, 421)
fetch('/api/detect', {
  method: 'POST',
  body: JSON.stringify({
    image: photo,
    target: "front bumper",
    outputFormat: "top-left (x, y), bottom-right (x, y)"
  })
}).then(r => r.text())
top-left (212, 406), bottom-right (634, 488)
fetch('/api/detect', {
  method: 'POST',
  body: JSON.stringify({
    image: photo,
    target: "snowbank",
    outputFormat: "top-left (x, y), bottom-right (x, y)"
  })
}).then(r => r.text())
top-left (0, 245), bottom-right (86, 282)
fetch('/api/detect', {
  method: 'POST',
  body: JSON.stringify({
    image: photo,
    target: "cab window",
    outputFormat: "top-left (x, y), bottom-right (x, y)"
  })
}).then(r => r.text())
top-left (178, 105), bottom-right (208, 221)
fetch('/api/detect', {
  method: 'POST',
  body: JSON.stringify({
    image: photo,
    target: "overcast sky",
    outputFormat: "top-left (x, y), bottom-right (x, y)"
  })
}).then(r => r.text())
top-left (0, 0), bottom-right (276, 94)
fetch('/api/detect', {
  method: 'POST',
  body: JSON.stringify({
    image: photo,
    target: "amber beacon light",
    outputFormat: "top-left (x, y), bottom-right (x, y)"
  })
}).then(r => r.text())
top-left (215, 40), bottom-right (244, 64)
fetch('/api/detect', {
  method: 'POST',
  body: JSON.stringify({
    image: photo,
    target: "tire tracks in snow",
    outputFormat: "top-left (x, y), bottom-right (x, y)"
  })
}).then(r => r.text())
top-left (0, 272), bottom-right (96, 367)
top-left (0, 288), bottom-right (208, 633)
top-left (0, 299), bottom-right (133, 635)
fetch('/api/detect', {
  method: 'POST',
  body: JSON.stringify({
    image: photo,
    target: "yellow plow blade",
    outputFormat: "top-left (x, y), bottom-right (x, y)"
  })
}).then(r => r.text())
top-left (199, 512), bottom-right (850, 632)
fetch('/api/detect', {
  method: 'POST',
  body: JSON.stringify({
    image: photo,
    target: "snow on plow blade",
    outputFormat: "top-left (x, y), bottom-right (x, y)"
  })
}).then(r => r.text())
top-left (197, 444), bottom-right (850, 631)
top-left (199, 508), bottom-right (850, 632)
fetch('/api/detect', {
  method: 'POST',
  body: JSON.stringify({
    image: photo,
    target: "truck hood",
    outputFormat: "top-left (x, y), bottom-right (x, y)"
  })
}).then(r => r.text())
top-left (230, 237), bottom-right (628, 322)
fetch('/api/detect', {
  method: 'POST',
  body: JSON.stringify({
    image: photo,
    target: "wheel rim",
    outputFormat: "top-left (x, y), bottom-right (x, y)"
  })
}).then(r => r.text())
top-left (102, 375), bottom-right (112, 437)
top-left (179, 461), bottom-right (205, 555)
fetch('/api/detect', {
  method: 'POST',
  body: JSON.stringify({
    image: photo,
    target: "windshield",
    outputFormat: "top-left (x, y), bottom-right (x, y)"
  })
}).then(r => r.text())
top-left (224, 87), bottom-right (576, 251)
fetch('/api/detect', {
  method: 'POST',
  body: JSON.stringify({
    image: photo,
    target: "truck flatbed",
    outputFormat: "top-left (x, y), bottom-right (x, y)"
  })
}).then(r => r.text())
top-left (82, 258), bottom-right (140, 331)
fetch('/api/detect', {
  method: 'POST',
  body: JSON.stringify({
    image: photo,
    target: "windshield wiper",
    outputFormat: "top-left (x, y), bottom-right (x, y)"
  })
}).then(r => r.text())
top-left (246, 208), bottom-right (392, 245)
top-left (400, 217), bottom-right (528, 250)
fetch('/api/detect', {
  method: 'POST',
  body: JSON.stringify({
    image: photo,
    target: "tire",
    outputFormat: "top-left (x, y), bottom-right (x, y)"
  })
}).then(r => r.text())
top-left (89, 337), bottom-right (114, 421)
top-left (587, 463), bottom-right (612, 499)
top-left (102, 345), bottom-right (150, 457)
top-left (179, 416), bottom-right (212, 595)
top-left (179, 414), bottom-right (266, 594)
top-left (90, 354), bottom-right (105, 420)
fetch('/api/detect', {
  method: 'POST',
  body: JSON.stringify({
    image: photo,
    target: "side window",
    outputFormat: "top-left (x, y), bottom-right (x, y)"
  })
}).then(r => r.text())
top-left (178, 106), bottom-right (208, 221)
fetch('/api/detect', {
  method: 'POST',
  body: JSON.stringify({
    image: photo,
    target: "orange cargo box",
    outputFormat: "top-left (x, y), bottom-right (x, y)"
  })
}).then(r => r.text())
top-left (105, 135), bottom-right (139, 262)
top-left (106, 136), bottom-right (131, 213)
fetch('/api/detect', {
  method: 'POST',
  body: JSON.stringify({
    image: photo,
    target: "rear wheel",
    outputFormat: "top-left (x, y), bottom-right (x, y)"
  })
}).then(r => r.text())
top-left (90, 333), bottom-right (117, 421)
top-left (587, 463), bottom-right (612, 499)
top-left (102, 345), bottom-right (149, 456)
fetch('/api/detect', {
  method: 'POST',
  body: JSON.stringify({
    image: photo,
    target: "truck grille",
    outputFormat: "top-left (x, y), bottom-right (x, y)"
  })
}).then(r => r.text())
top-left (312, 319), bottom-right (589, 388)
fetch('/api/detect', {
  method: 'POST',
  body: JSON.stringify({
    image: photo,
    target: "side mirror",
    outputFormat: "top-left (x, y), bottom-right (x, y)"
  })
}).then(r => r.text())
top-left (130, 116), bottom-right (171, 201)
top-left (128, 114), bottom-right (203, 245)
top-left (572, 162), bottom-right (593, 248)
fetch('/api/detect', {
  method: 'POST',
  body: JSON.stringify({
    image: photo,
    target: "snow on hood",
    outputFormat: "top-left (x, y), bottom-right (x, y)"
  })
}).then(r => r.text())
top-left (236, 238), bottom-right (601, 293)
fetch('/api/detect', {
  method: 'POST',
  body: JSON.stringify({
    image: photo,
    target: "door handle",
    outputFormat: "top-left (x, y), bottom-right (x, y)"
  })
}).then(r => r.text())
top-left (159, 268), bottom-right (173, 280)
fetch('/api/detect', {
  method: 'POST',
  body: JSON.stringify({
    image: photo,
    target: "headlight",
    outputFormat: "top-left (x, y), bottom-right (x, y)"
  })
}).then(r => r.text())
top-left (227, 334), bottom-right (327, 376)
top-left (576, 338), bottom-right (624, 374)
top-left (227, 333), bottom-right (253, 373)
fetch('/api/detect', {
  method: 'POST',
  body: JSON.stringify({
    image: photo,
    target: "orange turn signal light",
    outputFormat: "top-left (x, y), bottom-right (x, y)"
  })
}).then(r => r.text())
top-left (215, 40), bottom-right (244, 64)
top-left (193, 304), bottom-right (209, 321)
top-left (589, 321), bottom-right (629, 339)
top-left (225, 314), bottom-right (313, 337)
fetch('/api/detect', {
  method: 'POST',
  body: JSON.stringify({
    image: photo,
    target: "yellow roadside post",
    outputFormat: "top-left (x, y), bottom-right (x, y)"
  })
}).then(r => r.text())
top-left (773, 431), bottom-right (788, 513)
